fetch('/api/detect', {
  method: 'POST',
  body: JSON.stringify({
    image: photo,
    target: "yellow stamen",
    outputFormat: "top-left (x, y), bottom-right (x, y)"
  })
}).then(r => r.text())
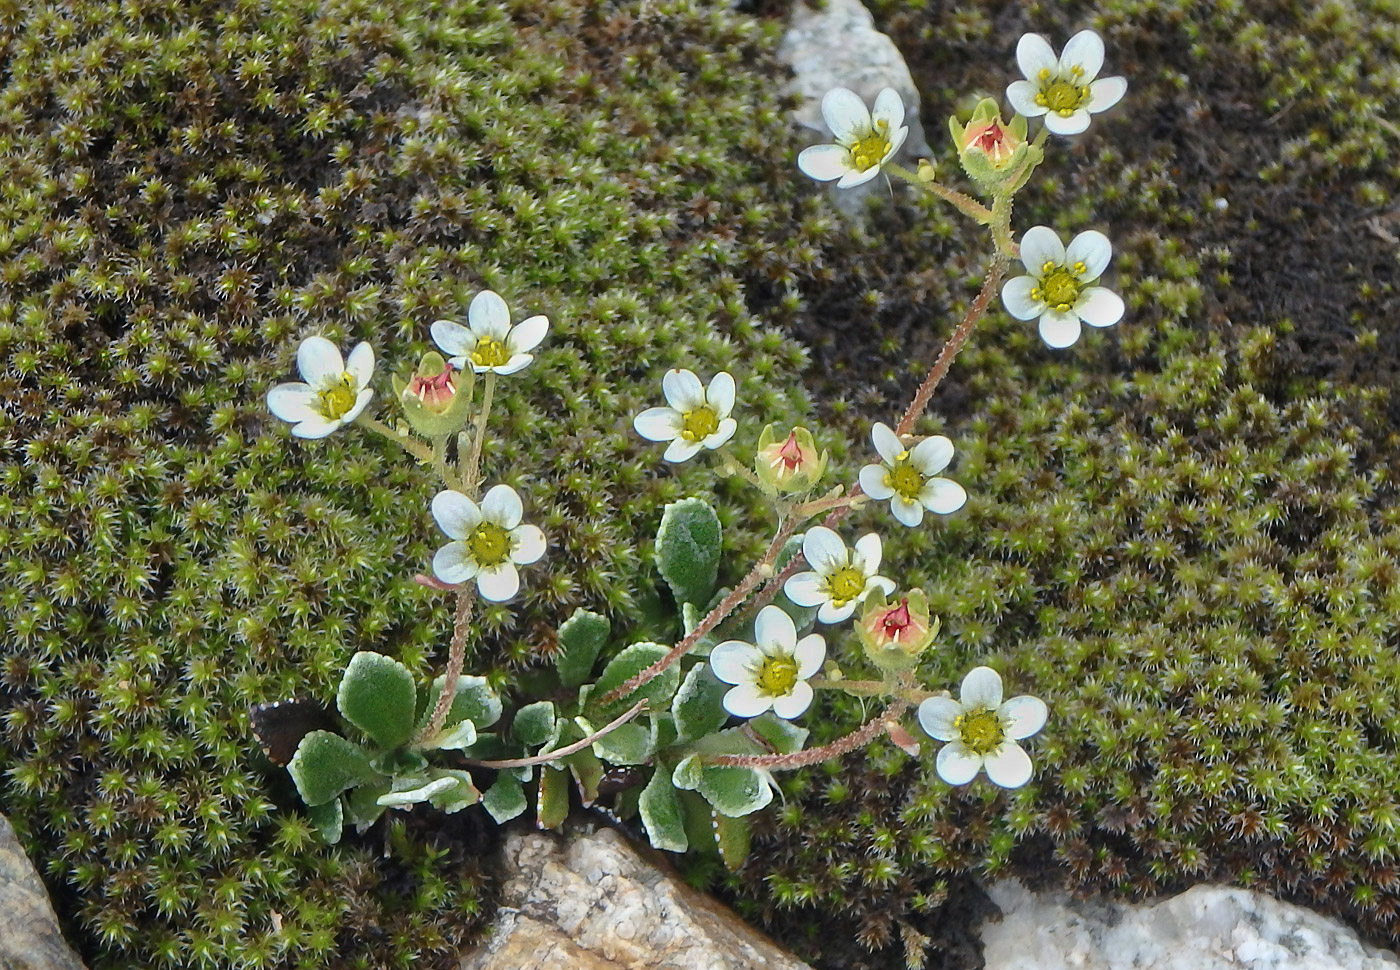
top-left (470, 335), bottom-right (511, 368)
top-left (955, 708), bottom-right (1004, 755)
top-left (827, 566), bottom-right (866, 604)
top-left (316, 374), bottom-right (358, 420)
top-left (756, 655), bottom-right (799, 696)
top-left (680, 406), bottom-right (719, 442)
top-left (468, 522), bottom-right (511, 567)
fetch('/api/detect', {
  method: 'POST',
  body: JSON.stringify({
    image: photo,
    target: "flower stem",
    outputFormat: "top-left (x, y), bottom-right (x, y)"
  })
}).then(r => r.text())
top-left (355, 414), bottom-right (435, 463)
top-left (416, 586), bottom-right (477, 743)
top-left (461, 699), bottom-right (649, 769)
top-left (431, 433), bottom-right (456, 489)
top-left (811, 677), bottom-right (938, 703)
top-left (706, 701), bottom-right (909, 771)
top-left (716, 446), bottom-right (767, 490)
top-left (461, 371), bottom-right (496, 495)
top-left (886, 163), bottom-right (994, 224)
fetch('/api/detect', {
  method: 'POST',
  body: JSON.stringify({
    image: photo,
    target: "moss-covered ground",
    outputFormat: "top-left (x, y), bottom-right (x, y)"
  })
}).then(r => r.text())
top-left (1, 0), bottom-right (1399, 969)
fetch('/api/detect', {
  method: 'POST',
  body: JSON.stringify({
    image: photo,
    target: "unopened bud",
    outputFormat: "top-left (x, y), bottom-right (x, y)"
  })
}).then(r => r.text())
top-left (949, 98), bottom-right (1029, 191)
top-left (754, 425), bottom-right (827, 496)
top-left (856, 589), bottom-right (939, 673)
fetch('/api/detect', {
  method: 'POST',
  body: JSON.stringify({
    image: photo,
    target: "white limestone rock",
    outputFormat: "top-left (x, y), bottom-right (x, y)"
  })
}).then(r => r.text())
top-left (981, 879), bottom-right (1399, 970)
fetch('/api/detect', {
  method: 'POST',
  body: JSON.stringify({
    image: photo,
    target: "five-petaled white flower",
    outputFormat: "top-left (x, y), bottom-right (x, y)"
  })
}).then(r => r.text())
top-left (431, 290), bottom-right (549, 376)
top-left (431, 484), bottom-right (546, 602)
top-left (797, 87), bottom-right (910, 189)
top-left (633, 369), bottom-right (737, 463)
top-left (784, 527), bottom-right (896, 625)
top-left (859, 422), bottom-right (967, 527)
top-left (710, 605), bottom-right (826, 720)
top-left (1006, 30), bottom-right (1127, 137)
top-left (918, 666), bottom-right (1047, 789)
top-left (1002, 226), bottom-right (1124, 349)
top-left (266, 336), bottom-right (375, 439)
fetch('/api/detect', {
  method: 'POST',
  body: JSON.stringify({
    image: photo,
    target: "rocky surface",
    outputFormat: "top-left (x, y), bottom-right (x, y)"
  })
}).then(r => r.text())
top-left (459, 826), bottom-right (811, 970)
top-left (0, 813), bottom-right (88, 970)
top-left (980, 879), bottom-right (1400, 970)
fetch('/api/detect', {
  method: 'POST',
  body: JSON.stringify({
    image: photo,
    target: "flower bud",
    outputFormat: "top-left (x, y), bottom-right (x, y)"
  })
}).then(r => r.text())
top-left (949, 98), bottom-right (1030, 190)
top-left (754, 425), bottom-right (827, 495)
top-left (916, 158), bottom-right (937, 182)
top-left (857, 589), bottom-right (939, 673)
top-left (391, 351), bottom-right (474, 437)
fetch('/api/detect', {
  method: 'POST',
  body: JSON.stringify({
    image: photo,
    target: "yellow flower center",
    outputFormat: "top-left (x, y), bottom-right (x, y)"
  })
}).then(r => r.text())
top-left (827, 566), bottom-right (866, 604)
top-left (316, 374), bottom-right (359, 420)
top-left (468, 521), bottom-right (511, 567)
top-left (681, 406), bottom-right (719, 442)
top-left (755, 654), bottom-right (799, 696)
top-left (849, 120), bottom-right (892, 172)
top-left (886, 460), bottom-right (926, 502)
top-left (1032, 264), bottom-right (1084, 312)
top-left (470, 335), bottom-right (512, 368)
top-left (955, 707), bottom-right (1005, 755)
top-left (1036, 78), bottom-right (1091, 116)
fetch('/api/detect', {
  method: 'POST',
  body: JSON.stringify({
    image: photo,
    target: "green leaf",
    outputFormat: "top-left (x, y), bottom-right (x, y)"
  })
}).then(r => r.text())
top-left (343, 778), bottom-right (391, 829)
top-left (306, 797), bottom-right (343, 845)
top-left (287, 731), bottom-right (379, 807)
top-left (655, 497), bottom-right (722, 607)
top-left (589, 641), bottom-right (682, 718)
top-left (556, 608), bottom-right (610, 687)
top-left (537, 765), bottom-right (570, 830)
top-left (639, 767), bottom-right (688, 853)
top-left (698, 764), bottom-right (773, 817)
top-left (483, 772), bottom-right (527, 823)
top-left (418, 718), bottom-right (477, 752)
top-left (672, 663), bottom-right (728, 743)
top-left (579, 716), bottom-right (654, 765)
top-left (715, 812), bottom-right (751, 870)
top-left (565, 747), bottom-right (605, 807)
top-left (376, 775), bottom-right (459, 808)
top-left (420, 674), bottom-right (502, 731)
top-left (512, 701), bottom-right (558, 747)
top-left (429, 770), bottom-right (481, 814)
top-left (337, 652), bottom-right (418, 750)
top-left (747, 712), bottom-right (808, 755)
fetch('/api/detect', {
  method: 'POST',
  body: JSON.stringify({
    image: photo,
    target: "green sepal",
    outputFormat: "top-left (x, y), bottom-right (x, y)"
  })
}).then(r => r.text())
top-left (714, 812), bottom-right (751, 870)
top-left (655, 497), bottom-right (721, 607)
top-left (306, 797), bottom-right (343, 845)
top-left (639, 765), bottom-right (688, 853)
top-left (391, 351), bottom-right (474, 437)
top-left (336, 651), bottom-right (418, 750)
top-left (287, 731), bottom-right (379, 807)
top-left (419, 674), bottom-right (503, 731)
top-left (588, 642), bottom-right (682, 719)
top-left (556, 608), bottom-right (610, 687)
top-left (672, 663), bottom-right (728, 744)
top-left (537, 765), bottom-right (570, 830)
top-left (483, 772), bottom-right (527, 823)
top-left (512, 701), bottom-right (558, 748)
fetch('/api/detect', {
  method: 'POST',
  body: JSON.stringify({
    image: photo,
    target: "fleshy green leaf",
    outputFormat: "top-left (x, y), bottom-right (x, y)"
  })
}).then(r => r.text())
top-left (512, 701), bottom-right (558, 747)
top-left (420, 674), bottom-right (503, 731)
top-left (747, 712), bottom-right (808, 755)
top-left (697, 764), bottom-right (773, 817)
top-left (537, 765), bottom-right (570, 830)
top-left (429, 770), bottom-right (481, 814)
top-left (556, 608), bottom-right (610, 687)
top-left (579, 716), bottom-right (654, 765)
top-left (672, 663), bottom-right (728, 743)
top-left (306, 797), bottom-right (343, 845)
top-left (337, 652), bottom-right (418, 750)
top-left (418, 718), bottom-right (477, 752)
top-left (656, 497), bottom-right (721, 607)
top-left (589, 641), bottom-right (682, 719)
top-left (343, 778), bottom-right (391, 829)
top-left (715, 812), bottom-right (751, 870)
top-left (376, 775), bottom-right (459, 808)
top-left (483, 772), bottom-right (527, 823)
top-left (565, 747), bottom-right (605, 806)
top-left (287, 731), bottom-right (378, 807)
top-left (639, 767), bottom-right (688, 853)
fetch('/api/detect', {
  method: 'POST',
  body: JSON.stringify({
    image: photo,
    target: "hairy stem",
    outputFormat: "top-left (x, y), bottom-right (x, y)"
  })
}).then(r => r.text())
top-left (706, 701), bottom-right (909, 770)
top-left (462, 371), bottom-right (495, 495)
top-left (356, 414), bottom-right (434, 463)
top-left (886, 163), bottom-right (994, 224)
top-left (416, 586), bottom-right (477, 743)
top-left (461, 699), bottom-right (650, 769)
top-left (431, 433), bottom-right (456, 489)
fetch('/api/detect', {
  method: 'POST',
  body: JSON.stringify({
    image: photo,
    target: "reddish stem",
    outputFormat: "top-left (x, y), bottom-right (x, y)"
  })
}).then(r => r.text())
top-left (706, 701), bottom-right (909, 770)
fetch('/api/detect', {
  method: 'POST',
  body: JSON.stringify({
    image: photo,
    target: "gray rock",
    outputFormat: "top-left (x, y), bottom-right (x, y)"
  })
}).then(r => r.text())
top-left (980, 879), bottom-right (1399, 970)
top-left (0, 813), bottom-right (87, 970)
top-left (459, 826), bottom-right (812, 970)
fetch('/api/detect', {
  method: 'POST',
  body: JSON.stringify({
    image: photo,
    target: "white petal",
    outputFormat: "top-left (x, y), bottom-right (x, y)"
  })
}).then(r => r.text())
top-left (661, 368), bottom-right (705, 412)
top-left (910, 435), bottom-right (953, 476)
top-left (867, 576), bottom-right (896, 598)
top-left (1001, 275), bottom-right (1045, 321)
top-left (936, 742), bottom-right (983, 786)
top-left (882, 124), bottom-right (909, 164)
top-left (859, 464), bottom-right (895, 500)
top-left (1039, 309), bottom-right (1083, 349)
top-left (723, 683), bottom-right (773, 719)
top-left (297, 335), bottom-right (344, 385)
top-left (798, 143), bottom-right (854, 181)
top-left (476, 563), bottom-right (520, 602)
top-left (793, 634), bottom-right (826, 680)
top-left (703, 417), bottom-right (737, 450)
top-left (1059, 29), bottom-right (1104, 83)
top-left (771, 681), bottom-right (814, 720)
top-left (870, 87), bottom-right (905, 132)
top-left (634, 407), bottom-right (682, 442)
top-left (345, 341), bottom-right (374, 387)
top-left (783, 572), bottom-right (827, 608)
top-left (508, 315), bottom-right (549, 354)
top-left (1066, 230), bottom-right (1112, 281)
top-left (267, 383), bottom-right (317, 424)
top-left (802, 526), bottom-right (847, 575)
top-left (342, 388), bottom-right (373, 425)
top-left (984, 742), bottom-right (1034, 788)
top-left (432, 542), bottom-right (477, 585)
top-left (432, 490), bottom-right (482, 540)
top-left (960, 666), bottom-right (1004, 709)
top-left (1006, 79), bottom-right (1047, 117)
top-left (510, 524), bottom-right (546, 565)
top-left (918, 697), bottom-right (963, 742)
top-left (920, 478), bottom-right (967, 515)
top-left (1087, 76), bottom-right (1127, 113)
top-left (1019, 226), bottom-right (1065, 273)
top-left (1001, 695), bottom-right (1048, 740)
top-left (663, 437), bottom-right (702, 463)
top-left (492, 354), bottom-right (533, 376)
top-left (481, 484), bottom-right (523, 529)
top-left (1043, 110), bottom-right (1091, 136)
top-left (852, 533), bottom-right (883, 574)
top-left (1076, 287), bottom-right (1124, 328)
top-left (820, 86), bottom-right (871, 143)
top-left (290, 418), bottom-right (339, 439)
top-left (817, 599), bottom-right (857, 625)
top-left (710, 641), bottom-right (761, 686)
top-left (754, 605), bottom-right (797, 654)
top-left (431, 318), bottom-right (474, 357)
top-left (706, 371), bottom-right (736, 418)
top-left (1016, 32), bottom-right (1058, 80)
top-left (871, 421), bottom-right (904, 466)
top-left (835, 165), bottom-right (883, 189)
top-left (468, 289), bottom-right (511, 340)
top-left (891, 496), bottom-right (925, 528)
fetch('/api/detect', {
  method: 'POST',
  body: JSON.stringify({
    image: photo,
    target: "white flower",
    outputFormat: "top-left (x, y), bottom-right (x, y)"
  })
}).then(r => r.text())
top-left (784, 527), bottom-right (896, 625)
top-left (633, 369), bottom-right (737, 463)
top-left (431, 484), bottom-right (546, 602)
top-left (266, 336), bottom-right (375, 439)
top-left (431, 290), bottom-right (549, 376)
top-left (859, 422), bottom-right (967, 528)
top-left (710, 606), bottom-right (826, 720)
top-left (918, 666), bottom-right (1047, 789)
top-left (1001, 226), bottom-right (1125, 349)
top-left (797, 87), bottom-right (910, 189)
top-left (1006, 30), bottom-right (1127, 136)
